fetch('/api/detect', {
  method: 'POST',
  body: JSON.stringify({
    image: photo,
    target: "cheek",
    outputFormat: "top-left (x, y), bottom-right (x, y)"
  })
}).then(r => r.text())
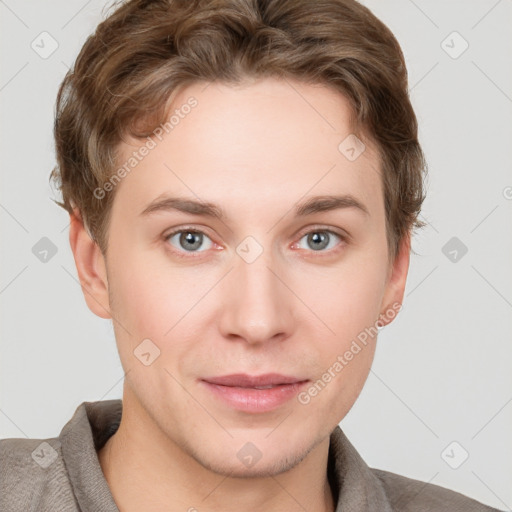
top-left (300, 276), bottom-right (381, 415)
top-left (107, 249), bottom-right (216, 375)
top-left (296, 251), bottom-right (387, 396)
top-left (300, 258), bottom-right (388, 338)
top-left (107, 242), bottom-right (180, 332)
top-left (107, 272), bottom-right (165, 378)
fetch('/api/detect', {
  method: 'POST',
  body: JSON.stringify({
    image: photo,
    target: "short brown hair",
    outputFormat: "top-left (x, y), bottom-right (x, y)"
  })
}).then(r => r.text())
top-left (50, 0), bottom-right (427, 260)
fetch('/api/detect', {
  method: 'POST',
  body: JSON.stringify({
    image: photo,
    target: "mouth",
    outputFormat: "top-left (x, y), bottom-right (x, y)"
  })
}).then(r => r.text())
top-left (202, 373), bottom-right (306, 387)
top-left (200, 373), bottom-right (310, 413)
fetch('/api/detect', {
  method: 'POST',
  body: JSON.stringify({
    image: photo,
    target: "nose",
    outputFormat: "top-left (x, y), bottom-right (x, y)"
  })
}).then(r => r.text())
top-left (217, 242), bottom-right (295, 345)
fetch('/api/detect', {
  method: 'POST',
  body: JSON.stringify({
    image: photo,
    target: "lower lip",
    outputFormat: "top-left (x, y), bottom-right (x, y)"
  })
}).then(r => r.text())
top-left (201, 380), bottom-right (309, 413)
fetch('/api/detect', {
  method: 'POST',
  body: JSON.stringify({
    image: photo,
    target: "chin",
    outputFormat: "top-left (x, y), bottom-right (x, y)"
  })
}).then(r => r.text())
top-left (200, 451), bottom-right (310, 479)
top-left (185, 435), bottom-right (318, 479)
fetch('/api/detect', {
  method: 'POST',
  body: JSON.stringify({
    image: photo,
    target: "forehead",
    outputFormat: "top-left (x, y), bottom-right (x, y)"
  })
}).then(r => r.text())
top-left (111, 78), bottom-right (383, 220)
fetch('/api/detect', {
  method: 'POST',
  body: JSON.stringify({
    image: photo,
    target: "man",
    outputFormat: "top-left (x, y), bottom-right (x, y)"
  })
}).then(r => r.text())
top-left (0, 0), bottom-right (502, 510)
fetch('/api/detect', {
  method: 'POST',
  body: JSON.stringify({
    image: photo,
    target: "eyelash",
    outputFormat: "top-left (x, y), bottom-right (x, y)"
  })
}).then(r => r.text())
top-left (163, 225), bottom-right (349, 260)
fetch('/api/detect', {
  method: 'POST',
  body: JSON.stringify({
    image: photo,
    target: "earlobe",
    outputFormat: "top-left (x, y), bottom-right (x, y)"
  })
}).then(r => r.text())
top-left (378, 234), bottom-right (411, 328)
top-left (68, 209), bottom-right (112, 319)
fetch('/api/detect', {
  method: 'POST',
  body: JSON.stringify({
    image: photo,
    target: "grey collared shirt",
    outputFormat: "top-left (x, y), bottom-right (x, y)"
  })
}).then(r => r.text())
top-left (0, 400), bottom-right (502, 511)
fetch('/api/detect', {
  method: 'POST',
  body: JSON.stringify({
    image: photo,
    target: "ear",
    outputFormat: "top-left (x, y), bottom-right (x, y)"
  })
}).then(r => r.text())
top-left (378, 233), bottom-right (410, 328)
top-left (68, 209), bottom-right (111, 319)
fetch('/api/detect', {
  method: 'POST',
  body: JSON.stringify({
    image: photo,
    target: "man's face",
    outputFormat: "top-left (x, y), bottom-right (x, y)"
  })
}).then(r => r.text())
top-left (84, 78), bottom-right (407, 477)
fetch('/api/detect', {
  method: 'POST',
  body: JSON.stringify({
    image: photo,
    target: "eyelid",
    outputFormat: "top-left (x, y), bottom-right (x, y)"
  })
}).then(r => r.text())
top-left (164, 225), bottom-right (212, 240)
top-left (294, 224), bottom-right (350, 242)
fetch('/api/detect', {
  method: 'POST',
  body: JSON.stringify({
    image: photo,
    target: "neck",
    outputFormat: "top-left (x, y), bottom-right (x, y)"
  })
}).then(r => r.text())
top-left (97, 388), bottom-right (336, 512)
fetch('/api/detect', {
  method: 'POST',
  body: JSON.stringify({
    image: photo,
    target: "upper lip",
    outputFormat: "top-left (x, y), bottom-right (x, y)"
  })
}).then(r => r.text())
top-left (202, 373), bottom-right (308, 387)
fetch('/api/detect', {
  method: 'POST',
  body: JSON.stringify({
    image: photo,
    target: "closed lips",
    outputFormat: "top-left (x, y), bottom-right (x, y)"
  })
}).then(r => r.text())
top-left (202, 373), bottom-right (308, 388)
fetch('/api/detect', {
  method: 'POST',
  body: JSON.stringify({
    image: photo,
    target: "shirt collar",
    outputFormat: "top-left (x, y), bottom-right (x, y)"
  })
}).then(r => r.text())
top-left (60, 399), bottom-right (391, 512)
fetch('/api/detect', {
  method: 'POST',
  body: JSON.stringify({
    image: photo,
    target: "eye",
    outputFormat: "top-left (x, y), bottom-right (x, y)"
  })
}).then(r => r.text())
top-left (163, 226), bottom-right (347, 258)
top-left (165, 229), bottom-right (213, 254)
top-left (295, 229), bottom-right (345, 253)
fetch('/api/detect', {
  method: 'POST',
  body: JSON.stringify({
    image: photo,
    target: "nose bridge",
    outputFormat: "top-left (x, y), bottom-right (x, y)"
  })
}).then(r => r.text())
top-left (219, 238), bottom-right (293, 343)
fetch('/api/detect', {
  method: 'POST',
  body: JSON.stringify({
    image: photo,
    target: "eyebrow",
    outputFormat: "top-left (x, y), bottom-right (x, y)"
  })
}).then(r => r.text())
top-left (140, 194), bottom-right (369, 219)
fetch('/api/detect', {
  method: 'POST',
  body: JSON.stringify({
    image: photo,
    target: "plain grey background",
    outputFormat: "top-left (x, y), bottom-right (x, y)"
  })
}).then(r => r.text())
top-left (1, 0), bottom-right (511, 509)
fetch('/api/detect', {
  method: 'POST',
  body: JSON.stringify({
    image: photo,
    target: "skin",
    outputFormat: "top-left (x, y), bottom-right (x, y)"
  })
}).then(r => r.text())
top-left (69, 77), bottom-right (410, 512)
